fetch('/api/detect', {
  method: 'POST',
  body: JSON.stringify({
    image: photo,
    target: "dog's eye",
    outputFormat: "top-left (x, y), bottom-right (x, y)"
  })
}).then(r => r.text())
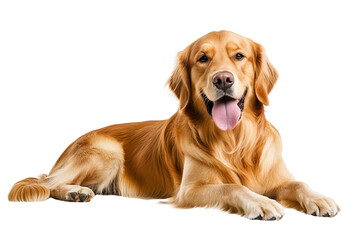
top-left (198, 55), bottom-right (209, 63)
top-left (235, 53), bottom-right (245, 60)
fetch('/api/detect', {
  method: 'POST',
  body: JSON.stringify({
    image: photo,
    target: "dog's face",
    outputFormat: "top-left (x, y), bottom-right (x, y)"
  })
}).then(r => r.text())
top-left (169, 31), bottom-right (278, 131)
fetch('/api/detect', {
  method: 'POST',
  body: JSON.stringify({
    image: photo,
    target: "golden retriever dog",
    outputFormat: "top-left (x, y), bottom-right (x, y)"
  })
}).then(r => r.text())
top-left (9, 30), bottom-right (340, 220)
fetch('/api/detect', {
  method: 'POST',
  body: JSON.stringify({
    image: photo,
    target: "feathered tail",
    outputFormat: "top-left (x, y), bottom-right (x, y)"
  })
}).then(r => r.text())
top-left (8, 174), bottom-right (50, 202)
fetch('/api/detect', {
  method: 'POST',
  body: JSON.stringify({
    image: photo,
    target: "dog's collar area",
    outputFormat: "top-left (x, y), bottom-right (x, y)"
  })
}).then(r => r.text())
top-left (201, 89), bottom-right (248, 117)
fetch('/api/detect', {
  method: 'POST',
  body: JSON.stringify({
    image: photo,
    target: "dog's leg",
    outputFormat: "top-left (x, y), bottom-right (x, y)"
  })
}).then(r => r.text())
top-left (45, 134), bottom-right (125, 202)
top-left (273, 181), bottom-right (340, 217)
top-left (174, 157), bottom-right (284, 220)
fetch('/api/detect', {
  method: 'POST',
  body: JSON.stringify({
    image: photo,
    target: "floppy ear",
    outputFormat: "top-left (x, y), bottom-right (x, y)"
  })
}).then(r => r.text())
top-left (254, 43), bottom-right (278, 106)
top-left (168, 50), bottom-right (191, 110)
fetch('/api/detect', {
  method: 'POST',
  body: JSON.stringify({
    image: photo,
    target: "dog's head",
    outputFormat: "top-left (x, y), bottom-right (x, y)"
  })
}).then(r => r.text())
top-left (169, 31), bottom-right (278, 131)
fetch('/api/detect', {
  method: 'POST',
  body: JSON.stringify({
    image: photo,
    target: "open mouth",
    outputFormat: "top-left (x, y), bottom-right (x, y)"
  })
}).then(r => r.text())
top-left (201, 89), bottom-right (247, 131)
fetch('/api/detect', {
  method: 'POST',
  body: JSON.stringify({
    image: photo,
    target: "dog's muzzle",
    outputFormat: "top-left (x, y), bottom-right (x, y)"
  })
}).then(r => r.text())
top-left (201, 87), bottom-right (247, 131)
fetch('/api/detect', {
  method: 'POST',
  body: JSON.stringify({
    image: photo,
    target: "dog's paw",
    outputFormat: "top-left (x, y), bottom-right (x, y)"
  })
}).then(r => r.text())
top-left (243, 195), bottom-right (285, 221)
top-left (66, 186), bottom-right (95, 202)
top-left (300, 193), bottom-right (340, 217)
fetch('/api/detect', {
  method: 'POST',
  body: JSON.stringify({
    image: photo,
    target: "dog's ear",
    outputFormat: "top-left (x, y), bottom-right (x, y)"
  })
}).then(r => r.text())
top-left (168, 49), bottom-right (191, 110)
top-left (253, 43), bottom-right (278, 106)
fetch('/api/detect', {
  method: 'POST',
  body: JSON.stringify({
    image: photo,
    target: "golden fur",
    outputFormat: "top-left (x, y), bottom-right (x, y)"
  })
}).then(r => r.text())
top-left (9, 31), bottom-right (339, 220)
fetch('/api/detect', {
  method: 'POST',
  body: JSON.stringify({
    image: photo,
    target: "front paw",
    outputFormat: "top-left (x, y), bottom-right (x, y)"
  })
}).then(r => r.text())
top-left (243, 196), bottom-right (285, 221)
top-left (300, 194), bottom-right (340, 217)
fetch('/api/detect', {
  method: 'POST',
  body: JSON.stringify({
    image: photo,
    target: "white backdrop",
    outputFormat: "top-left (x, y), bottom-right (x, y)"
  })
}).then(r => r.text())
top-left (1, 0), bottom-right (359, 239)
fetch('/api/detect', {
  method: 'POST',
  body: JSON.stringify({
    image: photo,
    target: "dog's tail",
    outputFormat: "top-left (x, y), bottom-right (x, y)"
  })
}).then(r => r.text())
top-left (8, 174), bottom-right (50, 202)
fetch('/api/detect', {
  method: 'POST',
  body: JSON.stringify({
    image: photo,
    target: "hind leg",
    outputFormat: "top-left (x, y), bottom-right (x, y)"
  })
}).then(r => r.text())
top-left (46, 134), bottom-right (125, 202)
top-left (51, 184), bottom-right (95, 202)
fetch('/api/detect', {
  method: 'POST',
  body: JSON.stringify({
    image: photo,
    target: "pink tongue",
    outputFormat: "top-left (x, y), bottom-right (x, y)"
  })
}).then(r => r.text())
top-left (212, 98), bottom-right (240, 131)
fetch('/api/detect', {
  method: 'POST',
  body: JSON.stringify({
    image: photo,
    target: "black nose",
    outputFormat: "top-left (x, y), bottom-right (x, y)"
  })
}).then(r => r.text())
top-left (212, 71), bottom-right (234, 90)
